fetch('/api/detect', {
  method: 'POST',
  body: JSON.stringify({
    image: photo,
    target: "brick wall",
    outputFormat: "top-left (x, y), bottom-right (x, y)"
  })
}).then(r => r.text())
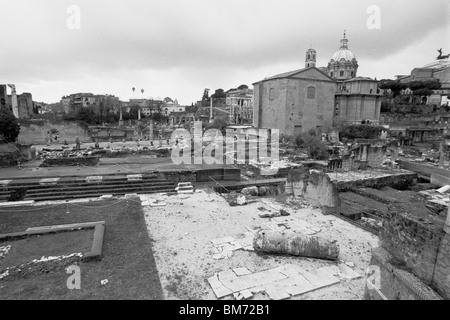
top-left (380, 207), bottom-right (445, 285)
top-left (159, 171), bottom-right (197, 184)
top-left (365, 247), bottom-right (442, 300)
top-left (433, 224), bottom-right (450, 299)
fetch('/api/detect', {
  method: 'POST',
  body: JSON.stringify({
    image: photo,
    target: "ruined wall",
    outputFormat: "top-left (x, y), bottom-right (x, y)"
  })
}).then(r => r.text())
top-left (432, 221), bottom-right (450, 299)
top-left (286, 168), bottom-right (340, 214)
top-left (380, 206), bottom-right (445, 285)
top-left (365, 247), bottom-right (442, 300)
top-left (17, 120), bottom-right (91, 144)
top-left (334, 172), bottom-right (417, 192)
top-left (159, 171), bottom-right (197, 184)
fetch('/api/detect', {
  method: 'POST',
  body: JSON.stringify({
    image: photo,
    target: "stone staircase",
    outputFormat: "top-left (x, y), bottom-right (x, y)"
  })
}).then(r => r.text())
top-left (0, 174), bottom-right (177, 202)
top-left (175, 182), bottom-right (194, 194)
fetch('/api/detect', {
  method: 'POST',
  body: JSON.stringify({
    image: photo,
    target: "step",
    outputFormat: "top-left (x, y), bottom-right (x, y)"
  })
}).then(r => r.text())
top-left (24, 189), bottom-right (177, 201)
top-left (4, 177), bottom-right (168, 189)
top-left (24, 185), bottom-right (176, 197)
top-left (177, 190), bottom-right (194, 194)
top-left (23, 182), bottom-right (176, 194)
top-left (1, 175), bottom-right (163, 187)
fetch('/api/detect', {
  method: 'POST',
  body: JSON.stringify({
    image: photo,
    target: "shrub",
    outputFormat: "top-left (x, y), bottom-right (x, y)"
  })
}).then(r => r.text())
top-left (339, 124), bottom-right (384, 140)
top-left (295, 131), bottom-right (329, 160)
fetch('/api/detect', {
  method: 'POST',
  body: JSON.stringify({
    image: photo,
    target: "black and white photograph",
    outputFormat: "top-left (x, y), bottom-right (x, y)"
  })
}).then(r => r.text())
top-left (0, 0), bottom-right (449, 307)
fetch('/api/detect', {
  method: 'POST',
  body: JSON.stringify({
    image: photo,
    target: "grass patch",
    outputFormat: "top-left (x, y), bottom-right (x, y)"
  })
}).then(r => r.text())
top-left (0, 199), bottom-right (164, 300)
top-left (0, 229), bottom-right (93, 270)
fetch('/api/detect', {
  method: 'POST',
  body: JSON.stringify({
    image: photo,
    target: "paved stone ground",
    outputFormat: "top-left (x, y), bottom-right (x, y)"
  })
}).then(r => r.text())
top-left (143, 190), bottom-right (379, 300)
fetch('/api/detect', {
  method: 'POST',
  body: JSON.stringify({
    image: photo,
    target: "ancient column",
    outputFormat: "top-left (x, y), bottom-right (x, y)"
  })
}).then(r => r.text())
top-left (149, 122), bottom-right (154, 141)
top-left (439, 139), bottom-right (445, 167)
top-left (8, 84), bottom-right (19, 118)
top-left (210, 98), bottom-right (213, 123)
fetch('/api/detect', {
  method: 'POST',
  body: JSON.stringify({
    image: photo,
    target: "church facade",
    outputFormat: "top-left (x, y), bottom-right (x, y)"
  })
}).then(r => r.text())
top-left (253, 33), bottom-right (382, 135)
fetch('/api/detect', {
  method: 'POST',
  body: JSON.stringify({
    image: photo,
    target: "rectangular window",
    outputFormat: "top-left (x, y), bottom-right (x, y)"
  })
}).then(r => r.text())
top-left (340, 71), bottom-right (344, 77)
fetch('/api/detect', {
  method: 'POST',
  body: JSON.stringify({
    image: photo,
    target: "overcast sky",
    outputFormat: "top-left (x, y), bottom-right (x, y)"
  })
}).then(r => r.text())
top-left (1, 0), bottom-right (449, 104)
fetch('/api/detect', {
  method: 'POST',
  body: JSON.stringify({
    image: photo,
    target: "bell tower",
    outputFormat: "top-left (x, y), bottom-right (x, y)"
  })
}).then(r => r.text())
top-left (305, 48), bottom-right (317, 68)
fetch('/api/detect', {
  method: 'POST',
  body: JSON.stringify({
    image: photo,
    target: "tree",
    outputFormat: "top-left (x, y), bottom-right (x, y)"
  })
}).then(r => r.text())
top-left (149, 112), bottom-right (168, 123)
top-left (0, 108), bottom-right (21, 143)
top-left (378, 80), bottom-right (407, 98)
top-left (205, 116), bottom-right (229, 135)
top-left (122, 105), bottom-right (141, 121)
top-left (380, 100), bottom-right (391, 113)
top-left (202, 89), bottom-right (210, 101)
top-left (211, 89), bottom-right (226, 99)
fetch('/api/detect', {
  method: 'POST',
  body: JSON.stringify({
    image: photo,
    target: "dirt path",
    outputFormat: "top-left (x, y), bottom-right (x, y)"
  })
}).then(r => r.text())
top-left (143, 189), bottom-right (379, 300)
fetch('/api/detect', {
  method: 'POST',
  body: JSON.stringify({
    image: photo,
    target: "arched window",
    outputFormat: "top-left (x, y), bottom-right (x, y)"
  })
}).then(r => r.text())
top-left (307, 86), bottom-right (316, 99)
top-left (269, 88), bottom-right (276, 100)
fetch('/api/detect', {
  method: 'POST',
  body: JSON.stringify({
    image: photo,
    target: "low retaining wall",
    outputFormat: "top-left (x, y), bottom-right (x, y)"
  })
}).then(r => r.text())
top-left (40, 156), bottom-right (100, 167)
top-left (430, 173), bottom-right (450, 187)
top-left (196, 167), bottom-right (240, 182)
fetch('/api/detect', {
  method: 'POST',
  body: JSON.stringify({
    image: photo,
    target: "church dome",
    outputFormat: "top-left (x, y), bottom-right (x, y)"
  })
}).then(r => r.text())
top-left (331, 49), bottom-right (356, 62)
top-left (326, 31), bottom-right (359, 81)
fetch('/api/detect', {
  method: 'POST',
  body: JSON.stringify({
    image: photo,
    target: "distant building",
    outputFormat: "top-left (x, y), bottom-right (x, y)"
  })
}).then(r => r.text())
top-left (0, 84), bottom-right (37, 119)
top-left (169, 111), bottom-right (197, 127)
top-left (61, 93), bottom-right (121, 114)
top-left (16, 93), bottom-right (35, 119)
top-left (226, 88), bottom-right (254, 125)
top-left (162, 101), bottom-right (185, 116)
top-left (396, 59), bottom-right (450, 106)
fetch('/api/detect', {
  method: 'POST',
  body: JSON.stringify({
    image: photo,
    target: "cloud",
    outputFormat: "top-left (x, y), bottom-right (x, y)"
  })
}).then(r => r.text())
top-left (0, 0), bottom-right (448, 103)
